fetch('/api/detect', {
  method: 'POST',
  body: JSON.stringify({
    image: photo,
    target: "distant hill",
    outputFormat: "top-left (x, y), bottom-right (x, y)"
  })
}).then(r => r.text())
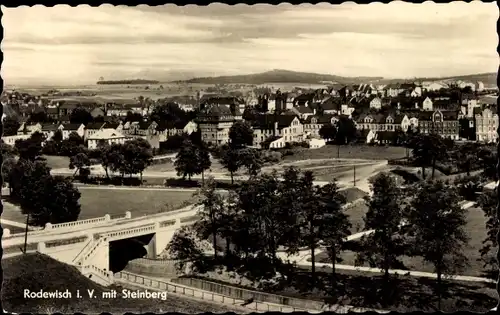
top-left (378, 72), bottom-right (497, 86)
top-left (171, 69), bottom-right (384, 85)
top-left (97, 79), bottom-right (159, 85)
top-left (171, 69), bottom-right (497, 87)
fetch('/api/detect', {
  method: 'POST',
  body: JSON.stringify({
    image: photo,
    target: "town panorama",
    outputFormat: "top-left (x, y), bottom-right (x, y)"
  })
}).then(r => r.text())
top-left (1, 2), bottom-right (499, 314)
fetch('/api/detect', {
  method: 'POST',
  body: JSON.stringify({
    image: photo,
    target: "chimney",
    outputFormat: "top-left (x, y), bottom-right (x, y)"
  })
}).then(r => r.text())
top-left (415, 102), bottom-right (418, 109)
top-left (397, 102), bottom-right (401, 110)
top-left (274, 121), bottom-right (278, 136)
top-left (313, 108), bottom-right (316, 115)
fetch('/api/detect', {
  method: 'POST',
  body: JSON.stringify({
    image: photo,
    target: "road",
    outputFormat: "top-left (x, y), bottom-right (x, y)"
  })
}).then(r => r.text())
top-left (51, 160), bottom-right (391, 194)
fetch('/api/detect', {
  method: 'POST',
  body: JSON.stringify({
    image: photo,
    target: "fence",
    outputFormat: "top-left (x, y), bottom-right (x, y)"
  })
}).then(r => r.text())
top-left (45, 236), bottom-right (87, 248)
top-left (172, 277), bottom-right (379, 313)
top-left (126, 258), bottom-right (180, 278)
top-left (114, 271), bottom-right (306, 312)
top-left (4, 211), bottom-right (132, 239)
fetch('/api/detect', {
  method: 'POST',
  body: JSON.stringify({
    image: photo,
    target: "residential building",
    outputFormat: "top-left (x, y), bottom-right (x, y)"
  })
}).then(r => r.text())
top-left (422, 97), bottom-right (433, 111)
top-left (418, 110), bottom-right (460, 139)
top-left (84, 122), bottom-right (107, 140)
top-left (369, 97), bottom-right (382, 110)
top-left (476, 81), bottom-right (485, 92)
top-left (196, 104), bottom-right (243, 146)
top-left (90, 107), bottom-right (106, 119)
top-left (291, 106), bottom-right (315, 120)
top-left (87, 129), bottom-right (128, 149)
top-left (475, 107), bottom-right (498, 143)
top-left (60, 123), bottom-right (85, 139)
top-left (303, 114), bottom-right (337, 138)
top-left (3, 134), bottom-right (31, 146)
top-left (307, 138), bottom-right (326, 149)
top-left (17, 122), bottom-right (42, 135)
top-left (129, 121), bottom-right (158, 136)
top-left (41, 124), bottom-right (60, 140)
top-left (341, 104), bottom-right (356, 117)
top-left (250, 114), bottom-right (303, 148)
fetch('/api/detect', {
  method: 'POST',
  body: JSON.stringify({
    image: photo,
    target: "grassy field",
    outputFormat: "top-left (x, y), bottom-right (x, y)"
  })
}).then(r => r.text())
top-left (2, 253), bottom-right (236, 314)
top-left (78, 188), bottom-right (198, 219)
top-left (344, 201), bottom-right (369, 234)
top-left (1, 189), bottom-right (198, 223)
top-left (43, 155), bottom-right (71, 169)
top-left (283, 145), bottom-right (408, 162)
top-left (284, 267), bottom-right (497, 312)
top-left (314, 206), bottom-right (490, 278)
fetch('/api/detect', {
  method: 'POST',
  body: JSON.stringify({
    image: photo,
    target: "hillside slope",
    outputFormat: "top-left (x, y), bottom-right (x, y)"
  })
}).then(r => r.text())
top-left (173, 69), bottom-right (383, 85)
top-left (2, 253), bottom-right (234, 313)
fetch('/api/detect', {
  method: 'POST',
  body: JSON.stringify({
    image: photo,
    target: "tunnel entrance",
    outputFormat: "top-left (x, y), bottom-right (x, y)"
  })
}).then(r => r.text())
top-left (109, 233), bottom-right (155, 273)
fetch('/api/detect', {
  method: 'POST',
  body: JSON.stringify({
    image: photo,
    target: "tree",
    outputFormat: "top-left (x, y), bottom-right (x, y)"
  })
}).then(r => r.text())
top-left (319, 124), bottom-right (337, 142)
top-left (100, 144), bottom-right (124, 179)
top-left (408, 180), bottom-right (469, 310)
top-left (335, 116), bottom-right (357, 145)
top-left (239, 148), bottom-right (263, 177)
top-left (410, 133), bottom-right (447, 179)
top-left (219, 145), bottom-right (242, 184)
top-left (2, 115), bottom-right (20, 136)
top-left (356, 173), bottom-right (405, 305)
top-left (456, 142), bottom-right (479, 176)
top-left (317, 182), bottom-right (350, 294)
top-left (229, 121), bottom-right (254, 149)
top-left (69, 152), bottom-right (91, 178)
top-left (125, 111), bottom-right (143, 122)
top-left (477, 190), bottom-right (498, 274)
top-left (119, 138), bottom-right (153, 180)
top-left (236, 172), bottom-right (283, 267)
top-left (59, 132), bottom-right (85, 157)
top-left (15, 132), bottom-right (45, 161)
top-left (70, 107), bottom-right (93, 125)
top-left (31, 176), bottom-right (81, 225)
top-left (193, 177), bottom-right (225, 258)
top-left (296, 171), bottom-right (323, 286)
top-left (2, 157), bottom-right (17, 191)
top-left (175, 139), bottom-right (201, 181)
top-left (52, 129), bottom-right (63, 143)
top-left (196, 142), bottom-right (211, 184)
top-left (166, 227), bottom-right (206, 272)
top-left (477, 147), bottom-right (496, 181)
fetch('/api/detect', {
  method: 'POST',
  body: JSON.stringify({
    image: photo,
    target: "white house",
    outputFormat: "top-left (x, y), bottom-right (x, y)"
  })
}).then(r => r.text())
top-left (369, 97), bottom-right (382, 110)
top-left (3, 134), bottom-right (31, 146)
top-left (60, 123), bottom-right (85, 139)
top-left (410, 87), bottom-right (422, 97)
top-left (422, 97), bottom-right (433, 111)
top-left (17, 122), bottom-right (42, 135)
top-left (341, 104), bottom-right (356, 117)
top-left (307, 138), bottom-right (326, 149)
top-left (183, 121), bottom-right (198, 135)
top-left (251, 115), bottom-right (304, 148)
top-left (87, 129), bottom-right (128, 149)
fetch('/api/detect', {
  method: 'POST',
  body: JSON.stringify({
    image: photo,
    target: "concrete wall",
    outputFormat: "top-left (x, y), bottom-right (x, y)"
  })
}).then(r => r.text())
top-left (154, 219), bottom-right (182, 256)
top-left (40, 241), bottom-right (88, 265)
top-left (92, 241), bottom-right (110, 271)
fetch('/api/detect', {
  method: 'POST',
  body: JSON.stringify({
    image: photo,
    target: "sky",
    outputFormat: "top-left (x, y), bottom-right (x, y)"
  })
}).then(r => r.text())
top-left (1, 2), bottom-right (499, 86)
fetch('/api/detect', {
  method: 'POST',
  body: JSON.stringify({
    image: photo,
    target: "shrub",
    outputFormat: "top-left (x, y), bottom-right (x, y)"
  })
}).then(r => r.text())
top-left (453, 175), bottom-right (483, 201)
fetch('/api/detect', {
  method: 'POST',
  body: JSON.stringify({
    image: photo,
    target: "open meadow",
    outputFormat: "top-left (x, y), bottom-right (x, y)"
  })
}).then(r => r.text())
top-left (1, 188), bottom-right (199, 224)
top-left (283, 145), bottom-right (408, 162)
top-left (314, 206), bottom-right (490, 278)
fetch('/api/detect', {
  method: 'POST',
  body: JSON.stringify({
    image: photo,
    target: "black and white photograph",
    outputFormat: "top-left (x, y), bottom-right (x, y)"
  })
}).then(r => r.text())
top-left (1, 1), bottom-right (499, 313)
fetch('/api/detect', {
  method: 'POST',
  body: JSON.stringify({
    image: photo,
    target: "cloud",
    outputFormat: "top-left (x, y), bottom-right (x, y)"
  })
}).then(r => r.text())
top-left (1, 2), bottom-right (498, 85)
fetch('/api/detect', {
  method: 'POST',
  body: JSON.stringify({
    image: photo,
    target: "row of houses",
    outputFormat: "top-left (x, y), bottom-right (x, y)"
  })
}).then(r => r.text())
top-left (196, 101), bottom-right (499, 148)
top-left (8, 118), bottom-right (199, 150)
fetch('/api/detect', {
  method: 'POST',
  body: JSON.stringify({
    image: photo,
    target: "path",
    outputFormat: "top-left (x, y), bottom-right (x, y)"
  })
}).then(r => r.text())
top-left (277, 200), bottom-right (490, 284)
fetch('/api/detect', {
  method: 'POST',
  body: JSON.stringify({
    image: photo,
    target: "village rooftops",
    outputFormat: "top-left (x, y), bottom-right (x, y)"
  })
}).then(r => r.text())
top-left (249, 113), bottom-right (299, 130)
top-left (61, 123), bottom-right (83, 130)
top-left (85, 122), bottom-right (107, 130)
top-left (87, 129), bottom-right (126, 140)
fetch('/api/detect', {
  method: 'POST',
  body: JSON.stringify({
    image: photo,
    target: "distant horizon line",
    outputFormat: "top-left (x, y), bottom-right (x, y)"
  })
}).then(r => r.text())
top-left (3, 69), bottom-right (497, 89)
